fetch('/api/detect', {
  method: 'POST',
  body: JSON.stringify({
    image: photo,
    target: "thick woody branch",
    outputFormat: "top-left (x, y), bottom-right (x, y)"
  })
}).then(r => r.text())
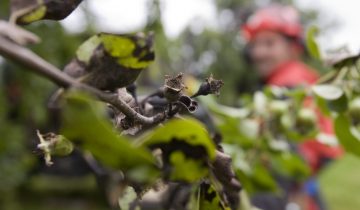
top-left (0, 35), bottom-right (165, 125)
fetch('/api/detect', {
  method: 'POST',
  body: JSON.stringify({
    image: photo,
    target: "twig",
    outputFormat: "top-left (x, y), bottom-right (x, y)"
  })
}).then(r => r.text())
top-left (0, 35), bottom-right (165, 125)
top-left (0, 20), bottom-right (40, 45)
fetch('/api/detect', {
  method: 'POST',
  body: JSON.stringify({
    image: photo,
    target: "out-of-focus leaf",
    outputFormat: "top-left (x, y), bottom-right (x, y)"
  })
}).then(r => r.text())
top-left (10, 0), bottom-right (82, 24)
top-left (334, 114), bottom-right (360, 157)
top-left (281, 109), bottom-right (319, 142)
top-left (285, 87), bottom-right (307, 109)
top-left (61, 91), bottom-right (157, 177)
top-left (235, 161), bottom-right (278, 194)
top-left (283, 128), bottom-right (318, 142)
top-left (217, 117), bottom-right (257, 148)
top-left (250, 163), bottom-right (278, 192)
top-left (314, 95), bottom-right (331, 116)
top-left (271, 153), bottom-right (310, 180)
top-left (138, 117), bottom-right (216, 182)
top-left (332, 53), bottom-right (360, 69)
top-left (306, 26), bottom-right (321, 60)
top-left (312, 84), bottom-right (343, 100)
top-left (199, 96), bottom-right (250, 119)
top-left (192, 182), bottom-right (231, 210)
top-left (224, 144), bottom-right (278, 194)
top-left (328, 93), bottom-right (348, 113)
top-left (239, 191), bottom-right (257, 210)
top-left (312, 84), bottom-right (348, 113)
top-left (254, 91), bottom-right (268, 116)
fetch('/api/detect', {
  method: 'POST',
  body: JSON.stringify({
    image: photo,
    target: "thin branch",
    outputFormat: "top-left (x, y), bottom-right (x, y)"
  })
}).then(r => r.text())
top-left (0, 35), bottom-right (165, 125)
top-left (0, 20), bottom-right (40, 45)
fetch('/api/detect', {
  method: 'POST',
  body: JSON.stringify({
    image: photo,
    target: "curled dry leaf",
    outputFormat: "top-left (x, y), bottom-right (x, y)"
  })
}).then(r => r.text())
top-left (163, 73), bottom-right (186, 102)
top-left (192, 74), bottom-right (224, 98)
top-left (177, 95), bottom-right (198, 113)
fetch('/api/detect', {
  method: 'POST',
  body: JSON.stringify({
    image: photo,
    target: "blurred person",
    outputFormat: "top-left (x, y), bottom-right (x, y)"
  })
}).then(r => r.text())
top-left (242, 4), bottom-right (343, 210)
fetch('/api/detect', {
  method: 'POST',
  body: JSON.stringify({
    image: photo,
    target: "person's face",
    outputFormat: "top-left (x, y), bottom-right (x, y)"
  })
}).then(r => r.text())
top-left (249, 30), bottom-right (298, 78)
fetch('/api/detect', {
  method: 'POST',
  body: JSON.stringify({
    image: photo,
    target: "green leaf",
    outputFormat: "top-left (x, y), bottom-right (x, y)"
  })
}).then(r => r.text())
top-left (235, 161), bottom-right (278, 194)
top-left (306, 26), bottom-right (321, 60)
top-left (199, 96), bottom-right (250, 118)
top-left (271, 153), bottom-right (310, 180)
top-left (314, 95), bottom-right (331, 116)
top-left (283, 128), bottom-right (318, 142)
top-left (250, 163), bottom-right (278, 192)
top-left (312, 84), bottom-right (348, 113)
top-left (138, 117), bottom-right (216, 182)
top-left (328, 93), bottom-right (348, 113)
top-left (334, 114), bottom-right (360, 157)
top-left (312, 84), bottom-right (343, 100)
top-left (332, 53), bottom-right (360, 69)
top-left (217, 117), bottom-right (257, 148)
top-left (61, 91), bottom-right (157, 177)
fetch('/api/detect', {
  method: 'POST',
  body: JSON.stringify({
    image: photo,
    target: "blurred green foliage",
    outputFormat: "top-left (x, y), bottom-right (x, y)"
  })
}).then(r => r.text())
top-left (320, 154), bottom-right (360, 210)
top-left (0, 1), bottom-right (85, 208)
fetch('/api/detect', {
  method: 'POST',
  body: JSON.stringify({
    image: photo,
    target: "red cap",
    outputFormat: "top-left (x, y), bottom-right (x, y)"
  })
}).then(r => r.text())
top-left (242, 4), bottom-right (302, 41)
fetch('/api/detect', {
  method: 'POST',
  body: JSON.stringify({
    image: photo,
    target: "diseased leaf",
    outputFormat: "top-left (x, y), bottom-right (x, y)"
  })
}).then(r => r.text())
top-left (192, 182), bottom-right (231, 210)
top-left (140, 118), bottom-right (216, 159)
top-left (18, 5), bottom-right (46, 23)
top-left (334, 114), bottom-right (360, 157)
top-left (65, 32), bottom-right (155, 91)
top-left (10, 0), bottom-right (82, 24)
top-left (138, 118), bottom-right (216, 182)
top-left (61, 91), bottom-right (157, 178)
top-left (76, 35), bottom-right (102, 65)
top-left (169, 151), bottom-right (208, 181)
top-left (76, 33), bottom-right (154, 69)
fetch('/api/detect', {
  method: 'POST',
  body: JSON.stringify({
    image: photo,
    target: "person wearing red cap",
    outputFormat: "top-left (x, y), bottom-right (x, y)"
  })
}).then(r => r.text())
top-left (242, 4), bottom-right (342, 210)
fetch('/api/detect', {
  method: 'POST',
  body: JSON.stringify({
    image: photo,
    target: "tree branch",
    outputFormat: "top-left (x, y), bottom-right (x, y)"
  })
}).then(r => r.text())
top-left (0, 35), bottom-right (165, 125)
